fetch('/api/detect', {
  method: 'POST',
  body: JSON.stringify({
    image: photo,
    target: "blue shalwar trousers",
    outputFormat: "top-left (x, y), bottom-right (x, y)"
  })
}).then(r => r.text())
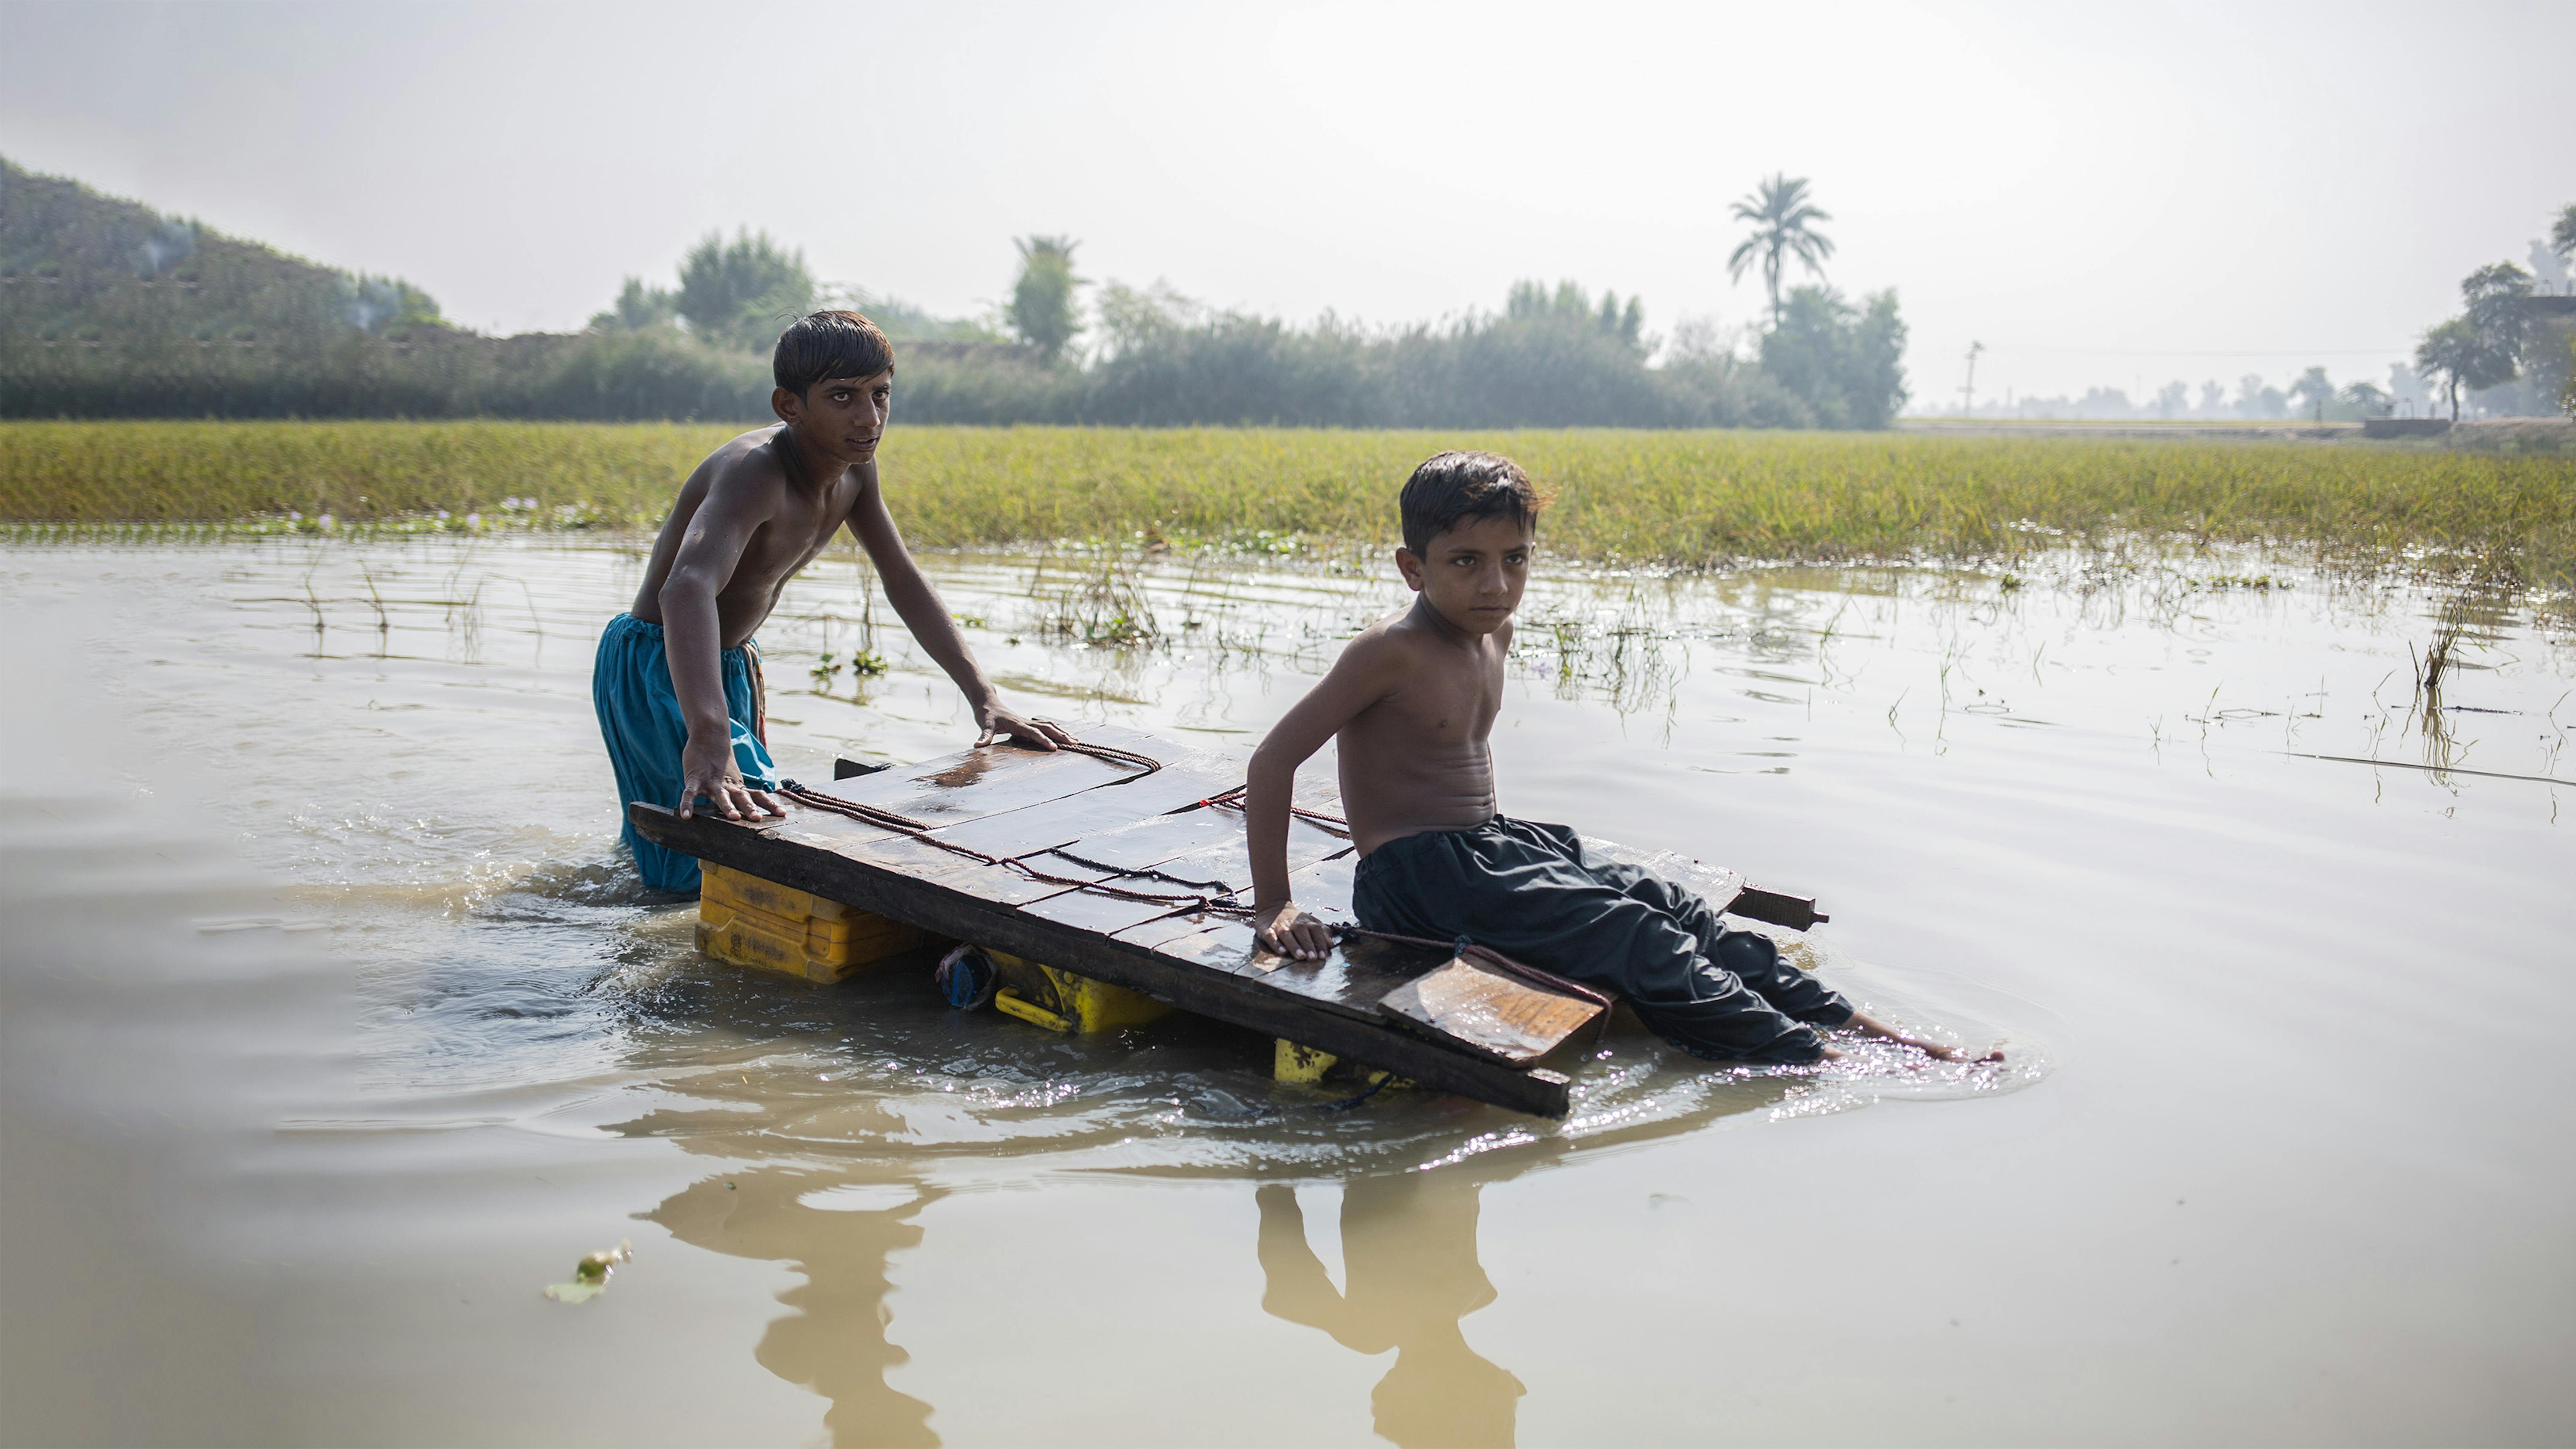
top-left (1352, 816), bottom-right (1852, 1063)
top-left (591, 613), bottom-right (778, 892)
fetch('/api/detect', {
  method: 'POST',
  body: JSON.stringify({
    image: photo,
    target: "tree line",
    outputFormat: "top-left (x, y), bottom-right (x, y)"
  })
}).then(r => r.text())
top-left (2410, 203), bottom-right (2576, 421)
top-left (2, 158), bottom-right (1908, 428)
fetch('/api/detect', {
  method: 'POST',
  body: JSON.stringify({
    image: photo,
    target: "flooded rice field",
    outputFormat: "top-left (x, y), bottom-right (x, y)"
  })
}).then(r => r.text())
top-left (3, 535), bottom-right (2570, 1446)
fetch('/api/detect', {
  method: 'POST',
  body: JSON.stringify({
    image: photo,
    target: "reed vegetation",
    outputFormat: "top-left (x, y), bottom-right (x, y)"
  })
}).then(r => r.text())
top-left (3, 420), bottom-right (2571, 586)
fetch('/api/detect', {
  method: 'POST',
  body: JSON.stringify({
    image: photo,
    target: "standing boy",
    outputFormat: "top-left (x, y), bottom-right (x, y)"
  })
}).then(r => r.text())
top-left (1245, 451), bottom-right (1992, 1064)
top-left (594, 310), bottom-right (1069, 892)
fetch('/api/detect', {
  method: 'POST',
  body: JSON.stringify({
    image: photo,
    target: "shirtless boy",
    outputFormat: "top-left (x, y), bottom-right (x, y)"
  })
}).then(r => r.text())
top-left (1245, 451), bottom-right (1991, 1065)
top-left (594, 310), bottom-right (1069, 892)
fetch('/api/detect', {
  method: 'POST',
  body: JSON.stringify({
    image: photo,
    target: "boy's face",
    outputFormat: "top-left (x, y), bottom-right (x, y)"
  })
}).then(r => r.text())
top-left (1396, 513), bottom-right (1533, 637)
top-left (771, 369), bottom-right (893, 465)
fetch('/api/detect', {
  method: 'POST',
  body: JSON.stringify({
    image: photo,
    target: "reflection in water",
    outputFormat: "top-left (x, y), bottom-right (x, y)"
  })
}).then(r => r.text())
top-left (15, 538), bottom-right (2557, 1442)
top-left (651, 1169), bottom-right (944, 1449)
top-left (1258, 1176), bottom-right (1524, 1448)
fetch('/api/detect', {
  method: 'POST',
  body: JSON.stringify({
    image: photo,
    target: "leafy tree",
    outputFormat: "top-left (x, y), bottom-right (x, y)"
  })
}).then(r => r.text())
top-left (2289, 366), bottom-right (2335, 422)
top-left (2414, 317), bottom-right (2513, 421)
top-left (676, 230), bottom-right (815, 351)
top-left (2198, 380), bottom-right (2227, 415)
top-left (2553, 203), bottom-right (2576, 269)
top-left (2461, 261), bottom-right (2533, 360)
top-left (1503, 280), bottom-right (1645, 353)
top-left (2153, 380), bottom-right (2189, 419)
top-left (1726, 174), bottom-right (1834, 330)
top-left (2336, 380), bottom-right (2390, 419)
top-left (1008, 235), bottom-right (1084, 362)
top-left (1757, 286), bottom-right (1907, 428)
top-left (591, 277), bottom-right (676, 333)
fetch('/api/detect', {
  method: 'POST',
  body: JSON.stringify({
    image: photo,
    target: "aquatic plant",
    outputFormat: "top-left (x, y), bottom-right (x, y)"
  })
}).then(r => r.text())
top-left (3, 422), bottom-right (2573, 588)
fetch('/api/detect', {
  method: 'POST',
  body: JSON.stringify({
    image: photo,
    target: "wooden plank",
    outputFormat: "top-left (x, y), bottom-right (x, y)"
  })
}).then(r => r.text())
top-left (1731, 886), bottom-right (1826, 931)
top-left (1018, 883), bottom-right (1208, 937)
top-left (1114, 907), bottom-right (1246, 952)
top-left (629, 803), bottom-right (1571, 1117)
top-left (933, 851), bottom-right (1121, 907)
top-left (925, 753), bottom-right (1245, 858)
top-left (1278, 852), bottom-right (1357, 924)
top-left (806, 738), bottom-right (1148, 826)
top-left (1378, 958), bottom-right (1605, 1066)
top-left (1041, 807), bottom-right (1246, 876)
top-left (1225, 932), bottom-right (1443, 1023)
top-left (1124, 821), bottom-right (1348, 899)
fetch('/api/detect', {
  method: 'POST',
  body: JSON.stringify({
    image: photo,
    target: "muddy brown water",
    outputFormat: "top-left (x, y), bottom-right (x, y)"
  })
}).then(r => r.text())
top-left (2, 537), bottom-right (2569, 1446)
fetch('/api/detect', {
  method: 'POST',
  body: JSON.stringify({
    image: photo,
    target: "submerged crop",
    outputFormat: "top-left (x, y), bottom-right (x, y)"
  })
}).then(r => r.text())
top-left (3, 421), bottom-right (2573, 589)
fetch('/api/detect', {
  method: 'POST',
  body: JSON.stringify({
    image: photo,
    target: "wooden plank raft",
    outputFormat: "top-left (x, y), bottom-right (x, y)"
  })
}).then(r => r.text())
top-left (629, 724), bottom-right (1826, 1119)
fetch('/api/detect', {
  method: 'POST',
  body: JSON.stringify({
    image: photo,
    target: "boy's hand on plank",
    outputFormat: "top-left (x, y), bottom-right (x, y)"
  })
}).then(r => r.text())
top-left (676, 735), bottom-right (784, 821)
top-left (977, 703), bottom-right (1076, 751)
top-left (1252, 900), bottom-right (1335, 961)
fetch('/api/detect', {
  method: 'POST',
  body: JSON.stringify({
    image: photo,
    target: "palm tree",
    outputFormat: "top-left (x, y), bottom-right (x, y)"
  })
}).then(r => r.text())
top-left (1727, 174), bottom-right (1835, 330)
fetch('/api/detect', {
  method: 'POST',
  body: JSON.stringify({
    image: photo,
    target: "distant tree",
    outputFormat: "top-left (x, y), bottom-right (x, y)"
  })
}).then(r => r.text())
top-left (591, 277), bottom-right (676, 333)
top-left (2461, 262), bottom-right (2534, 359)
top-left (2553, 203), bottom-right (2576, 269)
top-left (2414, 317), bottom-right (2514, 421)
top-left (2337, 380), bottom-right (2390, 418)
top-left (1726, 174), bottom-right (1834, 330)
top-left (2198, 379), bottom-right (2227, 416)
top-left (1757, 285), bottom-right (1907, 428)
top-left (1008, 235), bottom-right (1085, 362)
top-left (2289, 366), bottom-right (2335, 422)
top-left (2154, 380), bottom-right (2189, 419)
top-left (1503, 280), bottom-right (1646, 353)
top-left (2235, 374), bottom-right (2287, 419)
top-left (676, 230), bottom-right (815, 351)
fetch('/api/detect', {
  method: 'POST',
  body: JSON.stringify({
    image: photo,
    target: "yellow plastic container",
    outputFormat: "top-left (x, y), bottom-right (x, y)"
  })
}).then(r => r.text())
top-left (1274, 1039), bottom-right (1338, 1084)
top-left (985, 949), bottom-right (1174, 1034)
top-left (1272, 1039), bottom-right (1410, 1093)
top-left (697, 863), bottom-right (938, 984)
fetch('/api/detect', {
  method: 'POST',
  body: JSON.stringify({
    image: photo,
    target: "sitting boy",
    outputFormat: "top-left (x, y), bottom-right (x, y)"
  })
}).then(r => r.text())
top-left (594, 309), bottom-right (1069, 891)
top-left (1245, 451), bottom-right (1990, 1064)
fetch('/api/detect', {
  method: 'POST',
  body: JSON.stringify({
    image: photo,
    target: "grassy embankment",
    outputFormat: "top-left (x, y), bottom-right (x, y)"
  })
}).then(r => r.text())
top-left (3, 421), bottom-right (2572, 586)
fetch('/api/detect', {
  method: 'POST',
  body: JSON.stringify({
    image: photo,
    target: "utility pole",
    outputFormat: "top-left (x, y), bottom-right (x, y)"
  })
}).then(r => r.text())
top-left (1959, 341), bottom-right (1984, 417)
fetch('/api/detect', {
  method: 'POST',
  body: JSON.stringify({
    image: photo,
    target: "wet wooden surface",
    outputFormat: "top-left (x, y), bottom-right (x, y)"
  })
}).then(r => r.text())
top-left (1379, 957), bottom-right (1605, 1066)
top-left (634, 725), bottom-right (1805, 1119)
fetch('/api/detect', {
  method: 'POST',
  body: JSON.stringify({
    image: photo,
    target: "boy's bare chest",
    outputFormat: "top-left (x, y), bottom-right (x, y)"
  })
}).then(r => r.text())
top-left (1385, 649), bottom-right (1504, 742)
top-left (731, 484), bottom-right (856, 591)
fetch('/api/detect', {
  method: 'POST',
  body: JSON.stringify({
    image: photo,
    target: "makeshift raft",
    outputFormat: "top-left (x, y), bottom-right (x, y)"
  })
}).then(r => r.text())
top-left (630, 724), bottom-right (1825, 1119)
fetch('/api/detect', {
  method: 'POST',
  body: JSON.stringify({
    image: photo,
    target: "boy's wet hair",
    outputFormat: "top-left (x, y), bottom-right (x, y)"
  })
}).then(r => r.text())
top-left (1399, 451), bottom-right (1544, 555)
top-left (773, 310), bottom-right (894, 397)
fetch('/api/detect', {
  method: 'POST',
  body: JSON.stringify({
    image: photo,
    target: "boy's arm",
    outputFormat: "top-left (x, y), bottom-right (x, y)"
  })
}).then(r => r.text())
top-left (659, 468), bottom-right (783, 822)
top-left (1246, 634), bottom-right (1400, 959)
top-left (845, 474), bottom-right (1072, 750)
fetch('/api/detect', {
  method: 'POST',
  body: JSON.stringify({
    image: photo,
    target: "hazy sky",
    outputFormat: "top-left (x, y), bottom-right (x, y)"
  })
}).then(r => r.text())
top-left (4, 0), bottom-right (2569, 407)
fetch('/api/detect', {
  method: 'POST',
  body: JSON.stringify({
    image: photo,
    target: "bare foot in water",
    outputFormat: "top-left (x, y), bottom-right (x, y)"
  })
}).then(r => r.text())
top-left (1844, 1012), bottom-right (2004, 1063)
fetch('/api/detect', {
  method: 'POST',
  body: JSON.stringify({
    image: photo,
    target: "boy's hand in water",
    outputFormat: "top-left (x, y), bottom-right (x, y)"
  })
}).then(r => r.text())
top-left (1252, 900), bottom-right (1335, 961)
top-left (676, 734), bottom-right (784, 821)
top-left (976, 702), bottom-right (1077, 751)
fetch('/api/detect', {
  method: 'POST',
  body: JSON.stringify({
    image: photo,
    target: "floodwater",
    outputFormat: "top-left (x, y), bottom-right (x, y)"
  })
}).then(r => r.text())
top-left (2, 535), bottom-right (2569, 1447)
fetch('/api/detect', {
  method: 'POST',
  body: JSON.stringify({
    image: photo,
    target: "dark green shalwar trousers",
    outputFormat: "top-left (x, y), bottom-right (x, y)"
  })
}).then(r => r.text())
top-left (1351, 816), bottom-right (1851, 1063)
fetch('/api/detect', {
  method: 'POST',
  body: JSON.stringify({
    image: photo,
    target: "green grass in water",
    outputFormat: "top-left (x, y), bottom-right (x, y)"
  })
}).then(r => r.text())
top-left (3, 421), bottom-right (2570, 586)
